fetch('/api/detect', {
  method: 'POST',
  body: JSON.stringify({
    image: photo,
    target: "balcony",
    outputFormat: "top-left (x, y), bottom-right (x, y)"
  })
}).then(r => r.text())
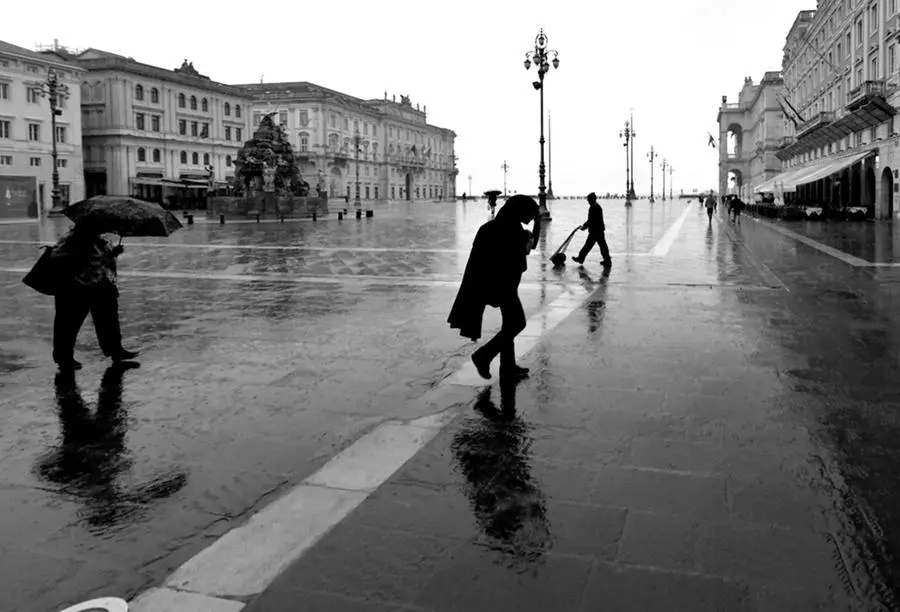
top-left (847, 79), bottom-right (886, 110)
top-left (797, 111), bottom-right (835, 137)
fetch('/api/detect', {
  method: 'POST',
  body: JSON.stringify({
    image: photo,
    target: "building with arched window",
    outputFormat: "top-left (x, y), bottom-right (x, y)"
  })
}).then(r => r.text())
top-left (236, 81), bottom-right (457, 201)
top-left (52, 49), bottom-right (252, 208)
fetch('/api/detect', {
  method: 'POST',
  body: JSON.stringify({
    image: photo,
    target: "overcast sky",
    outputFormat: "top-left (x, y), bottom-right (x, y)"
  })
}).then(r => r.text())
top-left (9, 0), bottom-right (812, 197)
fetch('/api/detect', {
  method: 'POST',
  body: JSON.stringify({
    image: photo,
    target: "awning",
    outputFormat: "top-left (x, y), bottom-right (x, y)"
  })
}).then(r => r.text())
top-left (791, 150), bottom-right (873, 188)
top-left (132, 178), bottom-right (165, 186)
top-left (754, 162), bottom-right (826, 193)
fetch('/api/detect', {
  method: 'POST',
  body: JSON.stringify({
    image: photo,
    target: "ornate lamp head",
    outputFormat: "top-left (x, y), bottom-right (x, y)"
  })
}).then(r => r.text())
top-left (535, 29), bottom-right (547, 51)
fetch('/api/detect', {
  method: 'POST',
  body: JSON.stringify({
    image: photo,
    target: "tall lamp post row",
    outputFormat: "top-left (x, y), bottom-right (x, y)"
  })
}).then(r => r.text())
top-left (619, 114), bottom-right (636, 206)
top-left (501, 160), bottom-right (510, 197)
top-left (28, 69), bottom-right (70, 213)
top-left (524, 28), bottom-right (559, 221)
top-left (647, 146), bottom-right (656, 203)
top-left (661, 158), bottom-right (667, 201)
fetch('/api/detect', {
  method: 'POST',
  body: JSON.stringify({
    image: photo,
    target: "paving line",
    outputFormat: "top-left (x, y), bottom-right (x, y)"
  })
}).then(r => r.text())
top-left (715, 217), bottom-right (791, 293)
top-left (127, 276), bottom-right (604, 611)
top-left (647, 203), bottom-right (693, 256)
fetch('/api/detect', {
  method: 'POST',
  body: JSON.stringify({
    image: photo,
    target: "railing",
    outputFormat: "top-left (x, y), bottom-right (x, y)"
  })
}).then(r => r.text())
top-left (775, 136), bottom-right (796, 149)
top-left (721, 103), bottom-right (742, 110)
top-left (848, 79), bottom-right (886, 105)
top-left (762, 71), bottom-right (783, 82)
top-left (797, 111), bottom-right (835, 135)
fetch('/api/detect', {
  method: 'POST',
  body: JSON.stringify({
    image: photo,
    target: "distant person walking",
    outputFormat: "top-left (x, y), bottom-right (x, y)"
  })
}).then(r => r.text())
top-left (572, 192), bottom-right (612, 267)
top-left (49, 226), bottom-right (139, 370)
top-left (704, 191), bottom-right (717, 224)
top-left (448, 195), bottom-right (540, 380)
top-left (730, 195), bottom-right (744, 224)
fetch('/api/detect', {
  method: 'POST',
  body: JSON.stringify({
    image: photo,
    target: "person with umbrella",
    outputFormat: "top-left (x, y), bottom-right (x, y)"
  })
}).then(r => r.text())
top-left (448, 194), bottom-right (540, 380)
top-left (45, 196), bottom-right (182, 370)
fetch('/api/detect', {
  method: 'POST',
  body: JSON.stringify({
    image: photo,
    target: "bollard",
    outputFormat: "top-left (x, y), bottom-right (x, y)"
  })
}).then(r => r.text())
top-left (256, 214), bottom-right (261, 223)
top-left (366, 210), bottom-right (374, 218)
top-left (219, 214), bottom-right (225, 224)
top-left (186, 214), bottom-right (194, 225)
top-left (338, 211), bottom-right (343, 220)
top-left (355, 209), bottom-right (362, 219)
top-left (344, 208), bottom-right (348, 215)
top-left (280, 215), bottom-right (285, 223)
top-left (312, 212), bottom-right (317, 221)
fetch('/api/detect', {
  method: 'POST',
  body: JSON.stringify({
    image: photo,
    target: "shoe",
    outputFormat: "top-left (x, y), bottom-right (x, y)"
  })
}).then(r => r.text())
top-left (571, 256), bottom-right (585, 264)
top-left (56, 359), bottom-right (82, 371)
top-left (110, 349), bottom-right (140, 362)
top-left (472, 354), bottom-right (492, 380)
top-left (500, 365), bottom-right (530, 379)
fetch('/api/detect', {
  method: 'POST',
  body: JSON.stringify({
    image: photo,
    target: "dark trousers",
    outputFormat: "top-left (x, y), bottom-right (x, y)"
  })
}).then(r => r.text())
top-left (53, 285), bottom-right (123, 363)
top-left (576, 232), bottom-right (611, 263)
top-left (473, 295), bottom-right (526, 368)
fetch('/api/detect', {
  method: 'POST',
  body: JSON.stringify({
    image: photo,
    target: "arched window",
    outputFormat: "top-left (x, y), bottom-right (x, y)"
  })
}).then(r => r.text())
top-left (150, 87), bottom-right (159, 103)
top-left (203, 152), bottom-right (210, 165)
top-left (180, 151), bottom-right (187, 164)
top-left (192, 152), bottom-right (199, 165)
top-left (299, 133), bottom-right (309, 152)
top-left (137, 147), bottom-right (146, 161)
top-left (190, 95), bottom-right (197, 110)
top-left (201, 98), bottom-right (208, 112)
top-left (135, 84), bottom-right (144, 101)
top-left (224, 102), bottom-right (231, 116)
top-left (178, 93), bottom-right (186, 108)
top-left (152, 148), bottom-right (161, 162)
top-left (225, 154), bottom-right (232, 167)
top-left (235, 104), bottom-right (242, 118)
top-left (328, 133), bottom-right (338, 149)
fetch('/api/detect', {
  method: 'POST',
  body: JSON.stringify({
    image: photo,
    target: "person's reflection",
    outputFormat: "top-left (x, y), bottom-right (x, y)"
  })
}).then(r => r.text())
top-left (706, 223), bottom-right (715, 256)
top-left (451, 379), bottom-right (551, 567)
top-left (577, 267), bottom-right (611, 334)
top-left (36, 365), bottom-right (188, 529)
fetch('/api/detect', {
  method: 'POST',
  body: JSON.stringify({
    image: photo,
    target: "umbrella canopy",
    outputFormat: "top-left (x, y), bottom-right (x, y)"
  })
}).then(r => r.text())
top-left (63, 196), bottom-right (183, 237)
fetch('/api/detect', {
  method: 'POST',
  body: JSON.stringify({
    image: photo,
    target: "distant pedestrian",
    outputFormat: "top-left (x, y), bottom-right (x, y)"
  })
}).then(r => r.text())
top-left (731, 195), bottom-right (744, 223)
top-left (49, 225), bottom-right (139, 370)
top-left (572, 192), bottom-right (612, 267)
top-left (448, 195), bottom-right (540, 380)
top-left (704, 191), bottom-right (717, 224)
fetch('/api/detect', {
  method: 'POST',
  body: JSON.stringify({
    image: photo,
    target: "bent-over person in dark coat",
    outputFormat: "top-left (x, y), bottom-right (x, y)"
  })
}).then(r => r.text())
top-left (448, 195), bottom-right (540, 380)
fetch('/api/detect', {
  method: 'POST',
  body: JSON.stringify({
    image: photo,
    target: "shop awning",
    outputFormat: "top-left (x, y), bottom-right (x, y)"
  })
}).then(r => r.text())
top-left (791, 150), bottom-right (874, 188)
top-left (132, 178), bottom-right (165, 186)
top-left (754, 162), bottom-right (826, 193)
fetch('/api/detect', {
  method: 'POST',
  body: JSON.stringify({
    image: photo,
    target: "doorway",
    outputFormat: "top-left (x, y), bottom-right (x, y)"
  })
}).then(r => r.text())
top-left (882, 167), bottom-right (894, 219)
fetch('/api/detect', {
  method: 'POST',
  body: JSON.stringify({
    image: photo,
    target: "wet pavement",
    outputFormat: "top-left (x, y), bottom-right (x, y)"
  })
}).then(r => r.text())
top-left (3, 199), bottom-right (900, 611)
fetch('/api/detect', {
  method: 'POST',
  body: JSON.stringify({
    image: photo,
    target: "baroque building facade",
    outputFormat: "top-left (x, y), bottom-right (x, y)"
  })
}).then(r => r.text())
top-left (48, 48), bottom-right (253, 208)
top-left (717, 72), bottom-right (786, 198)
top-left (237, 82), bottom-right (457, 202)
top-left (761, 2), bottom-right (900, 219)
top-left (0, 40), bottom-right (84, 218)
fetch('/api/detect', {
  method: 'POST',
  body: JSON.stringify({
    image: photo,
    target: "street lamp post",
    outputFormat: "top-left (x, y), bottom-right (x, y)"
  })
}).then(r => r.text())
top-left (547, 113), bottom-right (554, 200)
top-left (29, 69), bottom-right (70, 213)
top-left (468, 174), bottom-right (472, 198)
top-left (647, 146), bottom-right (656, 203)
top-left (661, 158), bottom-right (668, 201)
top-left (668, 165), bottom-right (674, 200)
top-left (353, 130), bottom-right (362, 209)
top-left (501, 160), bottom-right (510, 196)
top-left (524, 28), bottom-right (559, 221)
top-left (629, 112), bottom-right (636, 200)
top-left (619, 117), bottom-right (636, 206)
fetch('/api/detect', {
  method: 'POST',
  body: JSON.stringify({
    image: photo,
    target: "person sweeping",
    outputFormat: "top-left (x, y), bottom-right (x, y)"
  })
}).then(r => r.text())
top-left (572, 192), bottom-right (611, 267)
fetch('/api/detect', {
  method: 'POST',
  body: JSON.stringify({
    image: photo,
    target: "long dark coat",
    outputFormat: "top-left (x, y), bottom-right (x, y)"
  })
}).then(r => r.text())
top-left (448, 208), bottom-right (532, 341)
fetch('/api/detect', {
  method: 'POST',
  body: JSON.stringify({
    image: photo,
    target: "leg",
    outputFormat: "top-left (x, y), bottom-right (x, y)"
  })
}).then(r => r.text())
top-left (473, 295), bottom-right (526, 375)
top-left (89, 285), bottom-right (123, 357)
top-left (574, 235), bottom-right (597, 262)
top-left (597, 232), bottom-right (612, 265)
top-left (53, 290), bottom-right (90, 365)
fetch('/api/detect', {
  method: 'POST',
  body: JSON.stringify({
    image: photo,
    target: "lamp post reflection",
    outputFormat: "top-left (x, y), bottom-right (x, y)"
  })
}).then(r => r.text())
top-left (451, 379), bottom-right (551, 566)
top-left (36, 365), bottom-right (188, 530)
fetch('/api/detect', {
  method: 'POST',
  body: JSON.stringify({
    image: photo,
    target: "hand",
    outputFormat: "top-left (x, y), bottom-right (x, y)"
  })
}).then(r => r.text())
top-left (112, 245), bottom-right (124, 256)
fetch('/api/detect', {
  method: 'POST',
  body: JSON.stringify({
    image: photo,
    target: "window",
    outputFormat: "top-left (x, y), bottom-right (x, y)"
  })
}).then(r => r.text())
top-left (871, 4), bottom-right (878, 31)
top-left (328, 133), bottom-right (338, 149)
top-left (152, 148), bottom-right (161, 162)
top-left (190, 95), bottom-right (197, 110)
top-left (344, 118), bottom-right (349, 130)
top-left (300, 133), bottom-right (309, 152)
top-left (151, 115), bottom-right (160, 132)
top-left (236, 128), bottom-right (242, 141)
top-left (0, 155), bottom-right (11, 166)
top-left (858, 19), bottom-right (864, 43)
top-left (180, 151), bottom-right (187, 164)
top-left (372, 125), bottom-right (377, 138)
top-left (151, 87), bottom-right (159, 103)
top-left (201, 122), bottom-right (209, 138)
top-left (279, 111), bottom-right (287, 126)
top-left (28, 124), bottom-right (40, 141)
top-left (837, 43), bottom-right (842, 61)
top-left (226, 154), bottom-right (232, 167)
top-left (178, 93), bottom-right (186, 108)
top-left (136, 112), bottom-right (145, 130)
top-left (137, 147), bottom-right (146, 162)
top-left (363, 122), bottom-right (368, 136)
top-left (893, 0), bottom-right (898, 15)
top-left (354, 120), bottom-right (359, 132)
top-left (191, 121), bottom-right (198, 136)
top-left (203, 152), bottom-right (210, 165)
top-left (135, 84), bottom-right (144, 101)
top-left (847, 32), bottom-right (852, 55)
top-left (872, 56), bottom-right (879, 79)
top-left (192, 152), bottom-right (199, 165)
top-left (201, 98), bottom-right (208, 112)
top-left (55, 126), bottom-right (66, 143)
top-left (225, 126), bottom-right (231, 141)
top-left (235, 104), bottom-right (242, 118)
top-left (224, 102), bottom-right (231, 116)
top-left (891, 45), bottom-right (897, 75)
top-left (0, 120), bottom-right (9, 138)
top-left (837, 84), bottom-right (843, 105)
top-left (0, 83), bottom-right (8, 99)
top-left (179, 120), bottom-right (187, 135)
top-left (27, 87), bottom-right (40, 103)
top-left (29, 157), bottom-right (41, 167)
top-left (253, 112), bottom-right (261, 126)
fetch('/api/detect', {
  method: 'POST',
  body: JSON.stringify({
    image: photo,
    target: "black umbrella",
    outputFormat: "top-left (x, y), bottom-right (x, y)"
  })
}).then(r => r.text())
top-left (63, 196), bottom-right (183, 238)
